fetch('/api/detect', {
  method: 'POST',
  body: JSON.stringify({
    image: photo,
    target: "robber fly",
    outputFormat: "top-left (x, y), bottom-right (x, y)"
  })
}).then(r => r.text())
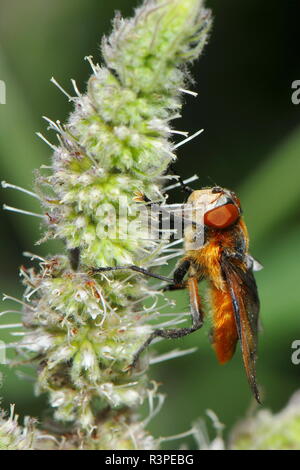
top-left (93, 185), bottom-right (262, 403)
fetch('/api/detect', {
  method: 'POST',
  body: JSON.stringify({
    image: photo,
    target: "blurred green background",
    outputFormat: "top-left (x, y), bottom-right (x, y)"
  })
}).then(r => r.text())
top-left (0, 0), bottom-right (300, 447)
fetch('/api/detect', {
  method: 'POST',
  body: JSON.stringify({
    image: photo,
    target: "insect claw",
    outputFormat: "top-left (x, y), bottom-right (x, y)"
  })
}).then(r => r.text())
top-left (132, 191), bottom-right (146, 202)
top-left (123, 363), bottom-right (133, 373)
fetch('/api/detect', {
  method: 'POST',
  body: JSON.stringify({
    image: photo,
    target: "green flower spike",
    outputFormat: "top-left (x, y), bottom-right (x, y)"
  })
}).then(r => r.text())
top-left (2, 0), bottom-right (212, 449)
top-left (0, 406), bottom-right (36, 450)
top-left (230, 391), bottom-right (300, 450)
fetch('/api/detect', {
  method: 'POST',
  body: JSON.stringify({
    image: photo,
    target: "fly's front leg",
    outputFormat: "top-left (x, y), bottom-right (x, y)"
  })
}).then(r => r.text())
top-left (92, 258), bottom-right (191, 287)
top-left (163, 282), bottom-right (187, 292)
top-left (166, 162), bottom-right (195, 197)
top-left (162, 258), bottom-right (191, 292)
top-left (92, 265), bottom-right (173, 283)
top-left (173, 258), bottom-right (191, 285)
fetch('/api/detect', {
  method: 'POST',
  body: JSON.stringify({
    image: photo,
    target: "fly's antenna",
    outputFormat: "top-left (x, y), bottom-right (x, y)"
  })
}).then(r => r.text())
top-left (206, 175), bottom-right (219, 187)
top-left (165, 162), bottom-right (198, 198)
top-left (176, 175), bottom-right (195, 197)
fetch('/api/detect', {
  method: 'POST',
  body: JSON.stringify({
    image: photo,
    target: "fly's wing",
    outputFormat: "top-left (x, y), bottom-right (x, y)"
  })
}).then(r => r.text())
top-left (221, 257), bottom-right (260, 403)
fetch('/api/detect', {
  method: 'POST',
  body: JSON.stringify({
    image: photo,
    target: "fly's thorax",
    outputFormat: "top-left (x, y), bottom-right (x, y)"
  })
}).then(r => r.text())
top-left (185, 240), bottom-right (225, 291)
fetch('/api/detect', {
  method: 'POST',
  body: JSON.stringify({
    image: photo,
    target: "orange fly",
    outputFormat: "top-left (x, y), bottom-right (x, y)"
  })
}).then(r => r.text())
top-left (93, 186), bottom-right (262, 402)
top-left (176, 186), bottom-right (262, 402)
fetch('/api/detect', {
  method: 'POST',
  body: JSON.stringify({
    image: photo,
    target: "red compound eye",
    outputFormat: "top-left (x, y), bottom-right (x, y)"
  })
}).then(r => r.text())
top-left (204, 203), bottom-right (239, 229)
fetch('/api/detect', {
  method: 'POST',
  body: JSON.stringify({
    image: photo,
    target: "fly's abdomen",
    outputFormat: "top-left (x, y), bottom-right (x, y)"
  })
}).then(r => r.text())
top-left (210, 285), bottom-right (238, 364)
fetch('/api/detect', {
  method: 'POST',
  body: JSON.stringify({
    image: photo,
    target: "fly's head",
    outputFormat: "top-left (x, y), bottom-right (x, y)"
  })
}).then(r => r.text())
top-left (187, 186), bottom-right (241, 230)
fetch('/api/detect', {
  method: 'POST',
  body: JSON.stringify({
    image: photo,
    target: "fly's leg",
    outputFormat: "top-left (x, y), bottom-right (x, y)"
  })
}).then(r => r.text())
top-left (92, 265), bottom-right (173, 283)
top-left (167, 162), bottom-right (194, 197)
top-left (92, 259), bottom-right (204, 368)
top-left (163, 282), bottom-right (187, 291)
top-left (173, 258), bottom-right (191, 284)
top-left (131, 275), bottom-right (204, 368)
top-left (176, 176), bottom-right (194, 197)
top-left (162, 258), bottom-right (191, 291)
top-left (92, 259), bottom-right (191, 286)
